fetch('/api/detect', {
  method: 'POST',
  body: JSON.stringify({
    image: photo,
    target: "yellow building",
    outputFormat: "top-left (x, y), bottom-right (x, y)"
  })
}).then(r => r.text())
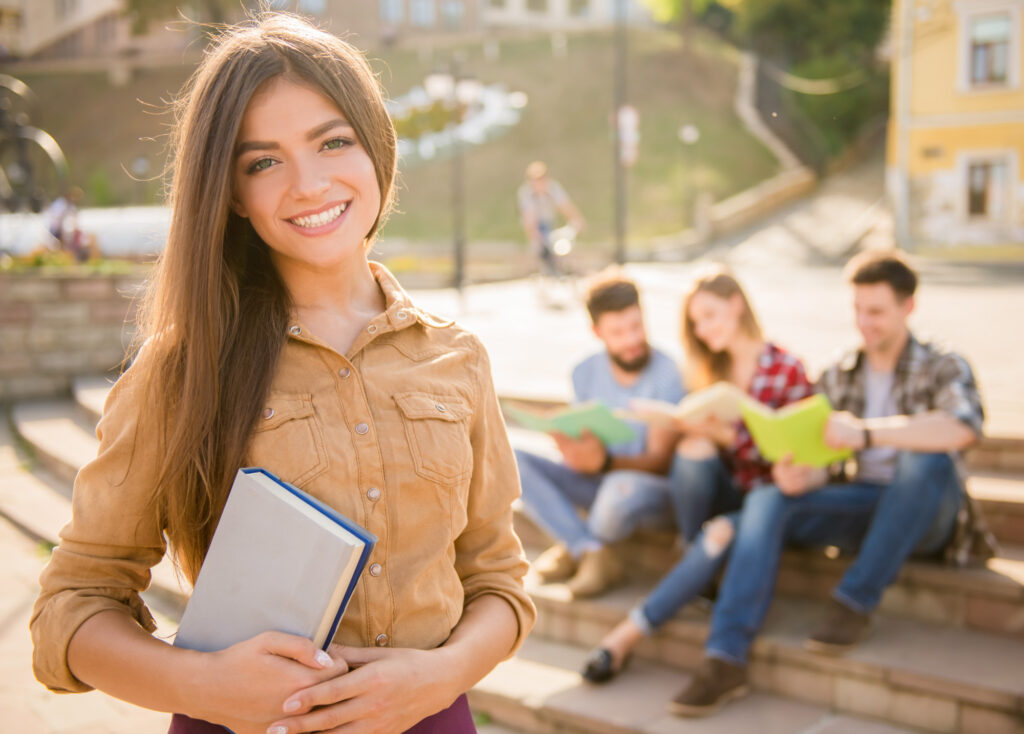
top-left (888, 0), bottom-right (1024, 249)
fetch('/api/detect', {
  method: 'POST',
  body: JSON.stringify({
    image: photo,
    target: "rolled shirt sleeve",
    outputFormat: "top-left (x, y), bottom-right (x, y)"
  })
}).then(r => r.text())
top-left (931, 351), bottom-right (985, 437)
top-left (454, 338), bottom-right (536, 658)
top-left (30, 353), bottom-right (167, 693)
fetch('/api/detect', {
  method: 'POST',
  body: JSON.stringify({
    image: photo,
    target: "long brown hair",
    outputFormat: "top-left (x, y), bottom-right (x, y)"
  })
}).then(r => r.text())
top-left (680, 266), bottom-right (762, 390)
top-left (132, 12), bottom-right (397, 581)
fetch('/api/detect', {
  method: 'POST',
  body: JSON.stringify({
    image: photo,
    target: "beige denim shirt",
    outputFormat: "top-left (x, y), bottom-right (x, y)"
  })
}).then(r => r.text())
top-left (31, 263), bottom-right (535, 693)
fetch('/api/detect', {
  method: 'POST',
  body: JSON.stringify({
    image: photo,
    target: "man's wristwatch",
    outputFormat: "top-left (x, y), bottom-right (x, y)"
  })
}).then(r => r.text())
top-left (863, 426), bottom-right (872, 449)
top-left (599, 450), bottom-right (614, 474)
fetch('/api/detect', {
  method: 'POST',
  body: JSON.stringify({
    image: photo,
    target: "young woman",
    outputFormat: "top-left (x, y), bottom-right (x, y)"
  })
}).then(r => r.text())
top-left (581, 266), bottom-right (813, 683)
top-left (30, 14), bottom-right (534, 734)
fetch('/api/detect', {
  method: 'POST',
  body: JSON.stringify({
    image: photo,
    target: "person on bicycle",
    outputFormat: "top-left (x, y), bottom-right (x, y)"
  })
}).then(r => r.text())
top-left (517, 161), bottom-right (584, 277)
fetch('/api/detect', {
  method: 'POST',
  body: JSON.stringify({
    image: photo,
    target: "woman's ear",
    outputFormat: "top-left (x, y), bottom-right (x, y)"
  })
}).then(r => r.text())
top-left (230, 194), bottom-right (248, 218)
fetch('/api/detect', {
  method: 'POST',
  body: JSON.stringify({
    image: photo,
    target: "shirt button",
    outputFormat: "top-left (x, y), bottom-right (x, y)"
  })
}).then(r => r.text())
top-left (262, 407), bottom-right (274, 419)
top-left (375, 633), bottom-right (388, 647)
top-left (339, 367), bottom-right (351, 378)
top-left (367, 324), bottom-right (378, 334)
top-left (366, 487), bottom-right (381, 501)
top-left (355, 422), bottom-right (369, 435)
top-left (397, 310), bottom-right (409, 320)
top-left (288, 325), bottom-right (301, 336)
top-left (369, 563), bottom-right (382, 576)
top-left (435, 403), bottom-right (447, 412)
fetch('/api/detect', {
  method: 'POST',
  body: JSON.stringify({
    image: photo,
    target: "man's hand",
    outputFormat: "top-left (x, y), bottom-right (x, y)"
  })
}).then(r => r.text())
top-left (772, 454), bottom-right (826, 497)
top-left (552, 430), bottom-right (607, 474)
top-left (825, 411), bottom-right (868, 450)
top-left (676, 414), bottom-right (736, 448)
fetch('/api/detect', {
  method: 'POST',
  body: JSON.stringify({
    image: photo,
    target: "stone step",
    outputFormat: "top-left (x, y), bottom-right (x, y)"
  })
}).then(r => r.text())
top-left (523, 578), bottom-right (1024, 734)
top-left (470, 636), bottom-right (927, 734)
top-left (0, 418), bottom-right (188, 617)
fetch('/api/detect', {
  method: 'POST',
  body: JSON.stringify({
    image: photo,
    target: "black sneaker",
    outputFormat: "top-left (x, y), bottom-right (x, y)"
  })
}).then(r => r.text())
top-left (805, 598), bottom-right (871, 654)
top-left (668, 657), bottom-right (749, 717)
top-left (581, 646), bottom-right (630, 684)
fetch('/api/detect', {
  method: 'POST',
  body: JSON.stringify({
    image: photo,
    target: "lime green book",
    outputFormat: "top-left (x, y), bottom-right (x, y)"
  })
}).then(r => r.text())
top-left (739, 394), bottom-right (852, 468)
top-left (503, 401), bottom-right (637, 446)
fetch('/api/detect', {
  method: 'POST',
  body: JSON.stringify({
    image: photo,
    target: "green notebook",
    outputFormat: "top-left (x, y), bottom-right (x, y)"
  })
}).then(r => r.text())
top-left (739, 393), bottom-right (852, 468)
top-left (503, 401), bottom-right (637, 447)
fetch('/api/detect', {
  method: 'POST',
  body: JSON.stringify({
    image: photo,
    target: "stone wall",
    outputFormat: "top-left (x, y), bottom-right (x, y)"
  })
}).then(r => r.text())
top-left (0, 271), bottom-right (147, 401)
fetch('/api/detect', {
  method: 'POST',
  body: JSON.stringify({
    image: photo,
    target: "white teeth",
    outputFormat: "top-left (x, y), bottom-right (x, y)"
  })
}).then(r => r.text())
top-left (290, 203), bottom-right (347, 228)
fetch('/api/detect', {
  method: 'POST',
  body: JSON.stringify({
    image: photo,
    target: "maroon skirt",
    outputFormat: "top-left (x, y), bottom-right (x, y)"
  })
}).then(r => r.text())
top-left (167, 693), bottom-right (476, 734)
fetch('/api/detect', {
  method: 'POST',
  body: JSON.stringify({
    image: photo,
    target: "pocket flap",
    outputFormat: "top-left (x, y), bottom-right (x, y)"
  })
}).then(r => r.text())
top-left (393, 392), bottom-right (470, 422)
top-left (254, 393), bottom-right (316, 432)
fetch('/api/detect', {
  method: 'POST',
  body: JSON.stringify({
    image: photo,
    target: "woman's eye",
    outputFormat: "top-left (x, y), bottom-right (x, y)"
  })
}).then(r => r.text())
top-left (248, 157), bottom-right (275, 174)
top-left (322, 137), bottom-right (353, 151)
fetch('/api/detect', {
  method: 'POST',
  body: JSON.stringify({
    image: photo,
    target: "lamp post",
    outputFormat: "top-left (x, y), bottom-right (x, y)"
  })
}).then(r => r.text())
top-left (424, 61), bottom-right (482, 299)
top-left (612, 0), bottom-right (628, 264)
top-left (677, 123), bottom-right (700, 232)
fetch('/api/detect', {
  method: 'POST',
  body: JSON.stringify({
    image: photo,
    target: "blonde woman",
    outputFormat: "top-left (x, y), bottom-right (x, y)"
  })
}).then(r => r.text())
top-left (581, 267), bottom-right (813, 697)
top-left (31, 14), bottom-right (533, 734)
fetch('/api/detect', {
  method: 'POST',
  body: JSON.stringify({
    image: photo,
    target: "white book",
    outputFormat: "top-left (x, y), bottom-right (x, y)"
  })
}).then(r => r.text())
top-left (619, 382), bottom-right (750, 427)
top-left (174, 468), bottom-right (376, 653)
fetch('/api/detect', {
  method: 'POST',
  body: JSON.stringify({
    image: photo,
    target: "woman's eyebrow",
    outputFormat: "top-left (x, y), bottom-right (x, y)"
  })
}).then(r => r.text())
top-left (235, 118), bottom-right (352, 156)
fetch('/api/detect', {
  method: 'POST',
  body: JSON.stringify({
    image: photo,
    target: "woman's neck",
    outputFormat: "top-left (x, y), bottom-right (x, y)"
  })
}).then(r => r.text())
top-left (276, 250), bottom-right (385, 320)
top-left (725, 334), bottom-right (765, 385)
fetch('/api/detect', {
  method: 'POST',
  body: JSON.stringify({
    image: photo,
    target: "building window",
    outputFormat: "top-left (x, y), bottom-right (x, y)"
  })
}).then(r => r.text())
top-left (967, 160), bottom-right (1008, 218)
top-left (970, 13), bottom-right (1010, 85)
top-left (410, 0), bottom-right (436, 27)
top-left (527, 0), bottom-right (547, 12)
top-left (570, 0), bottom-right (589, 16)
top-left (381, 0), bottom-right (404, 24)
top-left (442, 0), bottom-right (464, 29)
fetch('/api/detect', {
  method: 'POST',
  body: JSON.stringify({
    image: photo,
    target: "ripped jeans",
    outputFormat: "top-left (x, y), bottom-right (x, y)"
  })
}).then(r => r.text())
top-left (629, 454), bottom-right (745, 633)
top-left (515, 448), bottom-right (676, 557)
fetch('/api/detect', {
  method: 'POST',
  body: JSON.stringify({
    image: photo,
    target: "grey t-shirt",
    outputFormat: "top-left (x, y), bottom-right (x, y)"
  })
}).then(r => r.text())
top-left (857, 365), bottom-right (899, 485)
top-left (571, 347), bottom-right (685, 457)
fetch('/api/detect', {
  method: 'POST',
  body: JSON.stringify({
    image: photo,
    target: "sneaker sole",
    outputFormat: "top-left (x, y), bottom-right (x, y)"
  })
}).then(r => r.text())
top-left (803, 637), bottom-right (859, 655)
top-left (668, 683), bottom-right (750, 717)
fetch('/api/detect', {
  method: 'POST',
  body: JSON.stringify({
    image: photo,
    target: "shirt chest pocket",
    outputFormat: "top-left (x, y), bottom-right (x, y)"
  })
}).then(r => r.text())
top-left (393, 392), bottom-right (473, 486)
top-left (247, 393), bottom-right (329, 487)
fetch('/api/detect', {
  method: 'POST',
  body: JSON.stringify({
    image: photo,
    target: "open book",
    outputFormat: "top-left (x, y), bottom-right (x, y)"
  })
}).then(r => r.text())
top-left (503, 400), bottom-right (636, 446)
top-left (739, 393), bottom-right (852, 468)
top-left (620, 381), bottom-right (748, 427)
top-left (174, 468), bottom-right (377, 653)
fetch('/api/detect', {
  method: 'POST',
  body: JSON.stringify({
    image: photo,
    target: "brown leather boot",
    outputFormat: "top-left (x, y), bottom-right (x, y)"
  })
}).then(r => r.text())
top-left (669, 656), bottom-right (749, 717)
top-left (566, 546), bottom-right (624, 598)
top-left (533, 544), bottom-right (577, 583)
top-left (804, 598), bottom-right (872, 654)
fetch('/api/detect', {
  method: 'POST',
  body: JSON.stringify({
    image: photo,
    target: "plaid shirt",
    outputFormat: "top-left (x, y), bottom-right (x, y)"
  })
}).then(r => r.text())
top-left (727, 342), bottom-right (815, 491)
top-left (817, 332), bottom-right (997, 565)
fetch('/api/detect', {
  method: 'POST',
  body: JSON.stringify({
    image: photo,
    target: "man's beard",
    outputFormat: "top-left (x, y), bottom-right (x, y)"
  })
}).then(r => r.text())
top-left (609, 344), bottom-right (652, 373)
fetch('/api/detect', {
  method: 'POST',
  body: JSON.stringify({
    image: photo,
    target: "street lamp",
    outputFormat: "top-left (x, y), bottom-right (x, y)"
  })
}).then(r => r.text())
top-left (423, 62), bottom-right (482, 299)
top-left (677, 123), bottom-right (700, 232)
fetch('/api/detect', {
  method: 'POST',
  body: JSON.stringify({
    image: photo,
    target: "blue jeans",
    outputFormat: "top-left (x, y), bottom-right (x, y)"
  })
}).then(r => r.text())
top-left (706, 452), bottom-right (963, 665)
top-left (631, 454), bottom-right (745, 633)
top-left (515, 448), bottom-right (676, 557)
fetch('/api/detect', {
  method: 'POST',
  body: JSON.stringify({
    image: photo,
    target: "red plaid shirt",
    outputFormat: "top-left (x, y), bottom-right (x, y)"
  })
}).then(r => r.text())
top-left (726, 342), bottom-right (814, 491)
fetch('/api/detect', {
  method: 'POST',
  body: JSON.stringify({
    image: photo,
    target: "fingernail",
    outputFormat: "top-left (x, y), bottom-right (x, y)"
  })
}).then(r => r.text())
top-left (283, 697), bottom-right (301, 712)
top-left (315, 649), bottom-right (334, 667)
top-left (268, 727), bottom-right (287, 734)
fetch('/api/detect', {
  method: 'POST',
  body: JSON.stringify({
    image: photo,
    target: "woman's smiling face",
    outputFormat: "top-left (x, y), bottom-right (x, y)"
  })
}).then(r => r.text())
top-left (232, 75), bottom-right (382, 273)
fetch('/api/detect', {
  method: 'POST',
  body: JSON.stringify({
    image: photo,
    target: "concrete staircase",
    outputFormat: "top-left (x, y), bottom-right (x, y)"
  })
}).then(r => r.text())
top-left (4, 380), bottom-right (1023, 734)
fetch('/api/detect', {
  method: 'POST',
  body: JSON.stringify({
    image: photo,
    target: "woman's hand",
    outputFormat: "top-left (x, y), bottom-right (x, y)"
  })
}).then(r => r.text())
top-left (771, 454), bottom-right (827, 497)
top-left (265, 644), bottom-right (460, 734)
top-left (189, 631), bottom-right (348, 734)
top-left (677, 414), bottom-right (736, 448)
